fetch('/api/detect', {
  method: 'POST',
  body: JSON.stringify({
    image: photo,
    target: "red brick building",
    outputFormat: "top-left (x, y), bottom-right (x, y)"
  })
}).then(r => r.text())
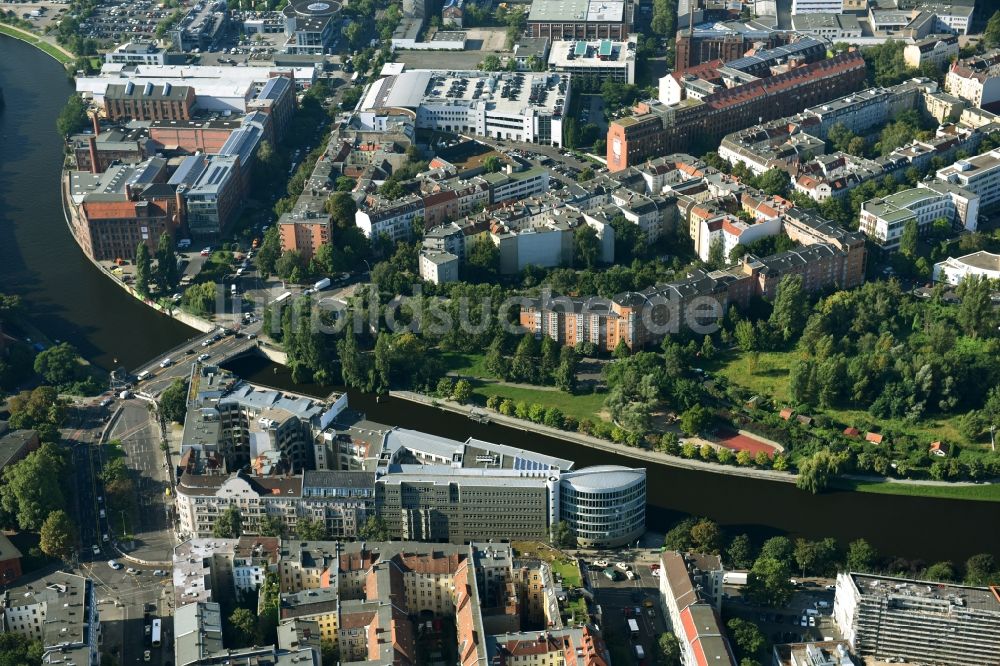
top-left (278, 216), bottom-right (332, 262)
top-left (607, 51), bottom-right (867, 171)
top-left (104, 81), bottom-right (195, 122)
top-left (79, 189), bottom-right (182, 261)
top-left (148, 117), bottom-right (244, 155)
top-left (0, 534), bottom-right (22, 586)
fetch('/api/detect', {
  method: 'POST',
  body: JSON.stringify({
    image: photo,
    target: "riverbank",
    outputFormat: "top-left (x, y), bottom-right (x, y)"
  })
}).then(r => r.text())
top-left (391, 389), bottom-right (1000, 502)
top-left (390, 389), bottom-right (801, 483)
top-left (0, 23), bottom-right (74, 64)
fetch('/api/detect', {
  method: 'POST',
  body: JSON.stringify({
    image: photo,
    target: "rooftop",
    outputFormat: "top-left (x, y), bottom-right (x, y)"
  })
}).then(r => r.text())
top-left (849, 573), bottom-right (1000, 614)
top-left (527, 0), bottom-right (625, 23)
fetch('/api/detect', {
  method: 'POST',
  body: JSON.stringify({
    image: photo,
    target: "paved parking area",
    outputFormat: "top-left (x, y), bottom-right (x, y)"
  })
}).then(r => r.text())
top-left (586, 554), bottom-right (665, 664)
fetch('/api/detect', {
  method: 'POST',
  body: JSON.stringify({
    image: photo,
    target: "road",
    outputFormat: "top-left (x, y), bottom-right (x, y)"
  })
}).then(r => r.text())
top-left (138, 327), bottom-right (260, 397)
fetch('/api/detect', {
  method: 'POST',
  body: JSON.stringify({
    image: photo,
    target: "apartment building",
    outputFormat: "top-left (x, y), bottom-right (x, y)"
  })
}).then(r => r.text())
top-left (355, 194), bottom-right (424, 242)
top-left (946, 49), bottom-right (1000, 109)
top-left (419, 250), bottom-right (460, 284)
top-left (104, 81), bottom-right (195, 122)
top-left (904, 35), bottom-right (959, 69)
top-left (936, 149), bottom-right (1000, 208)
top-left (104, 41), bottom-right (168, 65)
top-left (659, 551), bottom-right (734, 666)
top-left (833, 572), bottom-right (1000, 666)
top-left (173, 537), bottom-right (281, 606)
top-left (487, 627), bottom-right (609, 665)
top-left (174, 601), bottom-right (319, 666)
top-left (278, 214), bottom-right (331, 262)
top-left (608, 51), bottom-right (867, 171)
top-left (0, 572), bottom-right (100, 666)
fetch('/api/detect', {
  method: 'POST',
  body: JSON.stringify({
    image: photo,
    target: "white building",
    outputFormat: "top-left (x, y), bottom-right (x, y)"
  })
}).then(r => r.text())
top-left (173, 537), bottom-right (281, 607)
top-left (696, 214), bottom-right (782, 262)
top-left (859, 187), bottom-right (957, 251)
top-left (104, 41), bottom-right (168, 66)
top-left (790, 13), bottom-right (861, 39)
top-left (358, 69), bottom-right (571, 146)
top-left (936, 149), bottom-right (1000, 209)
top-left (419, 250), bottom-right (460, 284)
top-left (933, 251), bottom-right (1000, 285)
top-left (791, 0), bottom-right (842, 15)
top-left (903, 35), bottom-right (959, 69)
top-left (354, 195), bottom-right (424, 242)
top-left (547, 35), bottom-right (637, 84)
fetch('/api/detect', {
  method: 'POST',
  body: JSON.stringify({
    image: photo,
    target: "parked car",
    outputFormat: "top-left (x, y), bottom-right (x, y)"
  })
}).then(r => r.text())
top-left (200, 247), bottom-right (212, 256)
top-left (92, 545), bottom-right (101, 555)
top-left (108, 560), bottom-right (122, 570)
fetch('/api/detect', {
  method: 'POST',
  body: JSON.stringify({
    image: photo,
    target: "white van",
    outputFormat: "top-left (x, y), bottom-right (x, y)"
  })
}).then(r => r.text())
top-left (136, 370), bottom-right (151, 382)
top-left (159, 358), bottom-right (173, 368)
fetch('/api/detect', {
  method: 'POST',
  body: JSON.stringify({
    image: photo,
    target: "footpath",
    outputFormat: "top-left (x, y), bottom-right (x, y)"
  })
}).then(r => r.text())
top-left (0, 22), bottom-right (74, 63)
top-left (390, 390), bottom-right (801, 484)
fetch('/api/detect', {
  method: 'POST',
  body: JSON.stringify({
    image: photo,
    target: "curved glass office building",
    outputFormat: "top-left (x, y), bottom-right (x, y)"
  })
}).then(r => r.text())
top-left (559, 466), bottom-right (646, 547)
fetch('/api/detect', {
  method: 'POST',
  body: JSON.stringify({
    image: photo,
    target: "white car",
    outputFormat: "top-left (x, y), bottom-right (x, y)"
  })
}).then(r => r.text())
top-left (126, 567), bottom-right (139, 575)
top-left (198, 353), bottom-right (211, 362)
top-left (615, 562), bottom-right (631, 572)
top-left (92, 545), bottom-right (101, 555)
top-left (153, 569), bottom-right (167, 577)
top-left (107, 560), bottom-right (122, 570)
top-left (594, 559), bottom-right (608, 567)
top-left (808, 616), bottom-right (816, 627)
top-left (159, 358), bottom-right (173, 368)
top-left (102, 533), bottom-right (110, 543)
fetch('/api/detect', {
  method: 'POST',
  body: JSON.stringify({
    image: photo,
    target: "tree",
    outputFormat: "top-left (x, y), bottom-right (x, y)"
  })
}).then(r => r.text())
top-left (159, 378), bottom-right (188, 423)
top-left (464, 236), bottom-right (499, 282)
top-left (213, 505), bottom-right (242, 538)
top-left (795, 449), bottom-right (842, 494)
top-left (39, 510), bottom-right (77, 562)
top-left (924, 561), bottom-right (956, 582)
top-left (230, 608), bottom-right (257, 647)
top-left (759, 536), bottom-right (794, 568)
top-left (755, 169), bottom-right (789, 197)
top-left (956, 274), bottom-right (994, 338)
top-left (964, 553), bottom-right (997, 586)
top-left (656, 632), bottom-right (681, 666)
top-left (276, 250), bottom-right (305, 281)
top-left (452, 379), bottom-right (473, 403)
top-left (56, 95), bottom-right (88, 136)
top-left (847, 538), bottom-right (878, 572)
top-left (726, 618), bottom-right (765, 661)
top-left (33, 343), bottom-right (82, 387)
top-left (156, 232), bottom-right (179, 290)
top-left (182, 281), bottom-right (218, 315)
top-left (478, 54), bottom-right (503, 71)
top-left (0, 444), bottom-right (68, 531)
top-left (555, 346), bottom-right (579, 393)
top-left (986, 10), bottom-right (1000, 48)
top-left (899, 219), bottom-right (919, 258)
top-left (483, 155), bottom-right (503, 173)
top-left (769, 274), bottom-right (809, 343)
top-left (746, 556), bottom-right (793, 607)
top-left (727, 534), bottom-right (754, 569)
top-left (574, 224), bottom-right (601, 268)
top-left (679, 404), bottom-right (711, 436)
top-left (551, 520), bottom-right (577, 549)
top-left (135, 242), bottom-right (152, 296)
top-left (690, 519), bottom-right (722, 553)
top-left (0, 633), bottom-right (42, 666)
top-left (663, 518), bottom-right (697, 551)
top-left (296, 517), bottom-right (328, 540)
top-left (577, 167), bottom-right (595, 182)
top-left (358, 515), bottom-right (390, 541)
top-left (733, 319), bottom-right (757, 352)
top-left (259, 514), bottom-right (285, 537)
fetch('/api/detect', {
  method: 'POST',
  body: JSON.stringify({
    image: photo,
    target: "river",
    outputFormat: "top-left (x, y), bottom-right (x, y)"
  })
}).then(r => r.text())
top-left (2, 36), bottom-right (998, 564)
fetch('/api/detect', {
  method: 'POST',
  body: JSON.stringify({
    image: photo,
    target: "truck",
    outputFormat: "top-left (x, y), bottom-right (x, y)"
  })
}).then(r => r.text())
top-left (627, 619), bottom-right (639, 637)
top-left (723, 572), bottom-right (748, 586)
top-left (313, 277), bottom-right (331, 292)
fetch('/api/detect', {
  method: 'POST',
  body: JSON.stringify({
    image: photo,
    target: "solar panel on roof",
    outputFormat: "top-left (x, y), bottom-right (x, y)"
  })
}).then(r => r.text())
top-left (574, 41), bottom-right (588, 56)
top-left (599, 39), bottom-right (612, 56)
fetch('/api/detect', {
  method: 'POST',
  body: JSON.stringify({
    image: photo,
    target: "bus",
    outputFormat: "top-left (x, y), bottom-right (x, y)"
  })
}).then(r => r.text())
top-left (627, 618), bottom-right (639, 637)
top-left (151, 619), bottom-right (161, 648)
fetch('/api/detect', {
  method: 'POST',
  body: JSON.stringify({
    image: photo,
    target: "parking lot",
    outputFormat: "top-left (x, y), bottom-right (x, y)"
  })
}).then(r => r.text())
top-left (0, 1), bottom-right (67, 30)
top-left (725, 579), bottom-right (841, 645)
top-left (397, 26), bottom-right (509, 70)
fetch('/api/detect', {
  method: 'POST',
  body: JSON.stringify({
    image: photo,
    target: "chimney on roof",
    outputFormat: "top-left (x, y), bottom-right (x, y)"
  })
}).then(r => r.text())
top-left (91, 112), bottom-right (101, 136)
top-left (88, 136), bottom-right (100, 175)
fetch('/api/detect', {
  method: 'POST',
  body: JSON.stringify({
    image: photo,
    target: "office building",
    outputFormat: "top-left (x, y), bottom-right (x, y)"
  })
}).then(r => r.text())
top-left (674, 21), bottom-right (789, 70)
top-left (833, 572), bottom-right (1000, 666)
top-left (558, 466), bottom-right (645, 548)
top-left (72, 119), bottom-right (154, 173)
top-left (281, 0), bottom-right (341, 54)
top-left (547, 36), bottom-right (637, 84)
top-left (933, 250), bottom-right (1000, 285)
top-left (791, 0), bottom-right (841, 14)
top-left (359, 70), bottom-right (570, 146)
top-left (946, 49), bottom-right (1000, 109)
top-left (526, 0), bottom-right (630, 40)
top-left (104, 81), bottom-right (196, 122)
top-left (790, 13), bottom-right (861, 39)
top-left (170, 153), bottom-right (245, 237)
top-left (148, 116), bottom-right (246, 155)
top-left (659, 551), bottom-right (734, 666)
top-left (608, 51), bottom-right (866, 171)
top-left (104, 41), bottom-right (168, 66)
top-left (0, 572), bottom-right (100, 666)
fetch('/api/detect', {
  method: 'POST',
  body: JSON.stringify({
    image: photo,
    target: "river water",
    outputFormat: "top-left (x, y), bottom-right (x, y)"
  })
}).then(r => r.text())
top-left (2, 36), bottom-right (997, 564)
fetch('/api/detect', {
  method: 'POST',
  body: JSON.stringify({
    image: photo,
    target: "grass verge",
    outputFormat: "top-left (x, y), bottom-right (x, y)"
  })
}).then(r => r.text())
top-left (834, 478), bottom-right (1000, 502)
top-left (0, 23), bottom-right (73, 63)
top-left (472, 383), bottom-right (607, 423)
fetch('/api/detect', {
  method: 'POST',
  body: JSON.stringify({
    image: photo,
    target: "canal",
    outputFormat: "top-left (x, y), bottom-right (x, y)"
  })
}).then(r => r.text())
top-left (2, 35), bottom-right (997, 565)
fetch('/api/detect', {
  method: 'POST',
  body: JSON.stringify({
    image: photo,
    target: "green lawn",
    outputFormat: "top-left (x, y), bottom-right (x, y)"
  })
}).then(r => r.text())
top-left (439, 351), bottom-right (491, 378)
top-left (710, 349), bottom-right (799, 404)
top-left (551, 558), bottom-right (583, 589)
top-left (472, 383), bottom-right (607, 423)
top-left (835, 479), bottom-right (1000, 502)
top-left (0, 23), bottom-right (74, 63)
